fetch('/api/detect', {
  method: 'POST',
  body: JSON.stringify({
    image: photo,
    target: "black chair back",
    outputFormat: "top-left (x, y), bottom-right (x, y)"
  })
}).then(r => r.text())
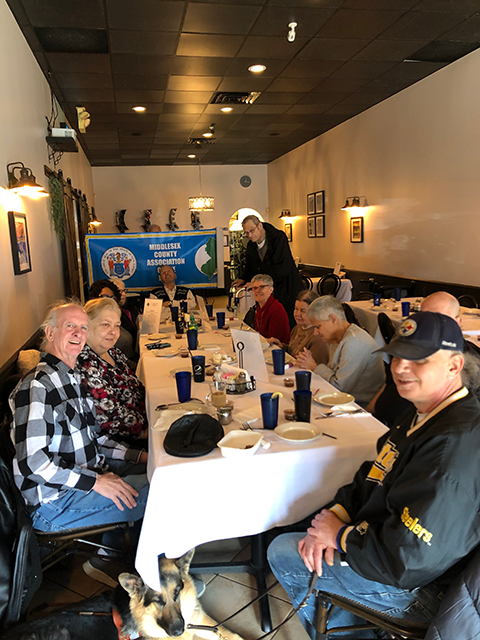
top-left (300, 274), bottom-right (313, 290)
top-left (458, 295), bottom-right (478, 309)
top-left (377, 312), bottom-right (396, 344)
top-left (352, 291), bottom-right (374, 301)
top-left (342, 303), bottom-right (360, 327)
top-left (317, 274), bottom-right (341, 297)
top-left (0, 421), bottom-right (42, 630)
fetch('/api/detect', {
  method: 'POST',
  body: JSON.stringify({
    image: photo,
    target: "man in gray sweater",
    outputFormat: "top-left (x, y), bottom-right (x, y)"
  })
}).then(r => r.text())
top-left (296, 296), bottom-right (385, 407)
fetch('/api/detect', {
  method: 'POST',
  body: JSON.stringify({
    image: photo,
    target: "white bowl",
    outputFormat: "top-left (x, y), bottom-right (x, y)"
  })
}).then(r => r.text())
top-left (217, 430), bottom-right (263, 458)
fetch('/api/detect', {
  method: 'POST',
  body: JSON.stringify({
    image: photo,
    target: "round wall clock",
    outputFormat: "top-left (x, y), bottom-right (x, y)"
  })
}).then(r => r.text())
top-left (240, 175), bottom-right (251, 188)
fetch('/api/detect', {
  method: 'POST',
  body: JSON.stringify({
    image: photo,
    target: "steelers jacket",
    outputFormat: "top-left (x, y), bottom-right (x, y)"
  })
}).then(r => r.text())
top-left (330, 388), bottom-right (480, 590)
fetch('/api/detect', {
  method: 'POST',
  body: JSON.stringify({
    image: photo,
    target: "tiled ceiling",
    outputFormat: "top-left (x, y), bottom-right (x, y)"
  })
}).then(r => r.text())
top-left (6, 0), bottom-right (480, 166)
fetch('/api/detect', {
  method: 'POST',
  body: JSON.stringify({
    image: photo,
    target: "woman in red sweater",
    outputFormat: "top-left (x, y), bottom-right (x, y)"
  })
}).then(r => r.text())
top-left (252, 274), bottom-right (291, 344)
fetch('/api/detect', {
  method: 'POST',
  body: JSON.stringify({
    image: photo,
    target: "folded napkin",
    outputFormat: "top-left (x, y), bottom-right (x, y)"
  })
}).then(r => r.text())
top-left (220, 363), bottom-right (249, 378)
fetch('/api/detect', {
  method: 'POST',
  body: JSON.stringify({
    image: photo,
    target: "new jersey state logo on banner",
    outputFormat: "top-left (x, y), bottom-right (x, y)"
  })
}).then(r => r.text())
top-left (101, 246), bottom-right (138, 279)
top-left (85, 229), bottom-right (219, 291)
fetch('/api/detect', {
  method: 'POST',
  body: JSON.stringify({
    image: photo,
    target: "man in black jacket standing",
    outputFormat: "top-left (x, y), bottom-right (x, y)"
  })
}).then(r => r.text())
top-left (268, 312), bottom-right (480, 638)
top-left (232, 215), bottom-right (303, 326)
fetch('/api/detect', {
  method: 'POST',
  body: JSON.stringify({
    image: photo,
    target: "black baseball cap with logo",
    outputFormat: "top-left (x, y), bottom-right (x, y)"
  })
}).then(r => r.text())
top-left (376, 311), bottom-right (464, 361)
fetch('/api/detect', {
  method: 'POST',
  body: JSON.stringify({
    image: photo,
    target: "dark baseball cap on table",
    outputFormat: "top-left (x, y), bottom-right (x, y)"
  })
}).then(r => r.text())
top-left (376, 311), bottom-right (464, 361)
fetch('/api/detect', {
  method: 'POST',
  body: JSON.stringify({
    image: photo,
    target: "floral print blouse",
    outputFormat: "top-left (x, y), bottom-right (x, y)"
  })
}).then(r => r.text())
top-left (77, 344), bottom-right (146, 437)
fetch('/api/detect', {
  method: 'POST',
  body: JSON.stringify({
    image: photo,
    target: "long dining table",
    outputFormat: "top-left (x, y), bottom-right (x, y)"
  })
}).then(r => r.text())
top-left (134, 313), bottom-right (388, 627)
top-left (348, 298), bottom-right (480, 347)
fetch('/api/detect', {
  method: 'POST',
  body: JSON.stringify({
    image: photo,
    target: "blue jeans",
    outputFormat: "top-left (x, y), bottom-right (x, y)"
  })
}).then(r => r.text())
top-left (268, 533), bottom-right (444, 639)
top-left (32, 459), bottom-right (148, 534)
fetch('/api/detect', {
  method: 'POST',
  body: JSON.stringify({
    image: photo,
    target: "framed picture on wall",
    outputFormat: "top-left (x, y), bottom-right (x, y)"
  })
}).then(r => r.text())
top-left (8, 211), bottom-right (32, 275)
top-left (307, 217), bottom-right (316, 238)
top-left (350, 216), bottom-right (364, 243)
top-left (315, 190), bottom-right (325, 214)
top-left (284, 223), bottom-right (292, 242)
top-left (307, 193), bottom-right (315, 215)
top-left (315, 215), bottom-right (325, 238)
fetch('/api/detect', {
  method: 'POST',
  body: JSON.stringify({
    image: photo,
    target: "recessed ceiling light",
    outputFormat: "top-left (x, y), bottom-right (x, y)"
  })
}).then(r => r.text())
top-left (188, 154), bottom-right (196, 158)
top-left (248, 64), bottom-right (266, 73)
top-left (132, 106), bottom-right (146, 112)
top-left (203, 132), bottom-right (213, 138)
top-left (221, 107), bottom-right (233, 113)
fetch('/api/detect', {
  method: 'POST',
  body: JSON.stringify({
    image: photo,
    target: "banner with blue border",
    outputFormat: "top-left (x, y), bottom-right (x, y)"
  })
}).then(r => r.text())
top-left (85, 229), bottom-right (219, 291)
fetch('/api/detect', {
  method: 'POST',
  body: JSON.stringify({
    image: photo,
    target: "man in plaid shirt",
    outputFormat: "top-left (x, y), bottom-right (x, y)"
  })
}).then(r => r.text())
top-left (10, 302), bottom-right (149, 586)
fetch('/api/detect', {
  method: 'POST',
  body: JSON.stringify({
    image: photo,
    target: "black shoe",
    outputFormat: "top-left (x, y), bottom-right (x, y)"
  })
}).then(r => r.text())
top-left (83, 556), bottom-right (131, 588)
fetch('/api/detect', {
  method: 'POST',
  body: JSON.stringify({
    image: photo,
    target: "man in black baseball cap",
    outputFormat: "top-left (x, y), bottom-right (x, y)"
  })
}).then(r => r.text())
top-left (268, 311), bottom-right (480, 636)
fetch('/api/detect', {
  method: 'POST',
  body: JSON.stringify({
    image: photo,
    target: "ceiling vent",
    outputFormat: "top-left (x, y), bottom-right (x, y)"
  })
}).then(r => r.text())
top-left (210, 91), bottom-right (261, 105)
top-left (34, 27), bottom-right (108, 53)
top-left (187, 138), bottom-right (217, 145)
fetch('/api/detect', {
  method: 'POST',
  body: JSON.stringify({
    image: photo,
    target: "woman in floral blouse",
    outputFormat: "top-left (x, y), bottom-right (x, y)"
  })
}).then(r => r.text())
top-left (77, 297), bottom-right (147, 442)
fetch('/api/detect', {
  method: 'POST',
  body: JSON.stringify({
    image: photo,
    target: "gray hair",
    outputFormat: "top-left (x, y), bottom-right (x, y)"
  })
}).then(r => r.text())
top-left (307, 295), bottom-right (346, 322)
top-left (252, 273), bottom-right (273, 287)
top-left (297, 289), bottom-right (318, 305)
top-left (242, 215), bottom-right (261, 228)
top-left (84, 297), bottom-right (121, 322)
top-left (40, 300), bottom-right (84, 350)
top-left (461, 351), bottom-right (480, 392)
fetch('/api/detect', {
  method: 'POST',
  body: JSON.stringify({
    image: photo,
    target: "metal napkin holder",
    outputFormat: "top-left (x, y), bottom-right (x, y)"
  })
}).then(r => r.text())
top-left (225, 375), bottom-right (256, 395)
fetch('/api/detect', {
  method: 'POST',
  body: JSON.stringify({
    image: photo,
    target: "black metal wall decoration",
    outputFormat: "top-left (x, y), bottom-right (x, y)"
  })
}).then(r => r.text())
top-left (190, 210), bottom-right (203, 230)
top-left (116, 209), bottom-right (129, 233)
top-left (166, 208), bottom-right (179, 231)
top-left (142, 209), bottom-right (152, 232)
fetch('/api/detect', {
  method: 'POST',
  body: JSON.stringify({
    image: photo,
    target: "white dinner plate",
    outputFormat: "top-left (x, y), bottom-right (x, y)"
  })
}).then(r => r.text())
top-left (274, 422), bottom-right (322, 443)
top-left (314, 392), bottom-right (355, 406)
top-left (208, 355), bottom-right (237, 365)
top-left (170, 367), bottom-right (192, 376)
top-left (154, 348), bottom-right (179, 358)
top-left (146, 333), bottom-right (168, 340)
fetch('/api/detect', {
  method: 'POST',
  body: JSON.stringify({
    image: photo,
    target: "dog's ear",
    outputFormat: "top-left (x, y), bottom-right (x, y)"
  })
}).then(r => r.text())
top-left (175, 548), bottom-right (195, 573)
top-left (119, 573), bottom-right (146, 596)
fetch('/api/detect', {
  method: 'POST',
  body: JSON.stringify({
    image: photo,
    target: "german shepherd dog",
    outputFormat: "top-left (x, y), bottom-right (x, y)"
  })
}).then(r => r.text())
top-left (114, 550), bottom-right (245, 639)
top-left (2, 550), bottom-right (245, 640)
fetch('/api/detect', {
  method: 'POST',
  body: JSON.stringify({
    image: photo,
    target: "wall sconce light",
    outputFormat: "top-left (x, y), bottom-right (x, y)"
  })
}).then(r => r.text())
top-left (90, 207), bottom-right (102, 227)
top-left (279, 209), bottom-right (292, 220)
top-left (341, 196), bottom-right (368, 211)
top-left (7, 162), bottom-right (49, 198)
top-left (189, 161), bottom-right (214, 212)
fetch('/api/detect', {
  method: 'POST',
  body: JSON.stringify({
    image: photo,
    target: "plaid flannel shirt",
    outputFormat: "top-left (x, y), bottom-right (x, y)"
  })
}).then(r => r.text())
top-left (10, 353), bottom-right (139, 512)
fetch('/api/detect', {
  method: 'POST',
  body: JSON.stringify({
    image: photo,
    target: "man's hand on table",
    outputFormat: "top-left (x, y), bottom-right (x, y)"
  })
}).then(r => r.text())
top-left (93, 472), bottom-right (140, 511)
top-left (296, 347), bottom-right (316, 371)
top-left (298, 509), bottom-right (345, 576)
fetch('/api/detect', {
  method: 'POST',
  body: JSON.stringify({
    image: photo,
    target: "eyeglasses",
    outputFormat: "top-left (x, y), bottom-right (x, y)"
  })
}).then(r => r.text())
top-left (243, 225), bottom-right (258, 236)
top-left (251, 284), bottom-right (270, 292)
top-left (99, 293), bottom-right (115, 299)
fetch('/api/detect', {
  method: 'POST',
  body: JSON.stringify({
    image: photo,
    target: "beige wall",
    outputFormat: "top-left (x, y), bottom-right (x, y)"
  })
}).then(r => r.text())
top-left (0, 0), bottom-right (94, 366)
top-left (92, 165), bottom-right (268, 232)
top-left (268, 47), bottom-right (480, 287)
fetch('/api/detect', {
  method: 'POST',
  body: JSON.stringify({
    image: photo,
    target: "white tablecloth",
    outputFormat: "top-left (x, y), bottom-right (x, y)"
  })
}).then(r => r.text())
top-left (135, 317), bottom-right (387, 591)
top-left (311, 278), bottom-right (353, 303)
top-left (348, 299), bottom-right (480, 348)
